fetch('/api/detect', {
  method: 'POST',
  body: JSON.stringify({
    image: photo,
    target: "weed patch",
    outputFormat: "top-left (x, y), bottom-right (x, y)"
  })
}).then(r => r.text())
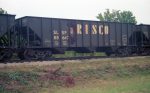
top-left (71, 64), bottom-right (150, 80)
top-left (39, 66), bottom-right (75, 87)
top-left (0, 71), bottom-right (38, 93)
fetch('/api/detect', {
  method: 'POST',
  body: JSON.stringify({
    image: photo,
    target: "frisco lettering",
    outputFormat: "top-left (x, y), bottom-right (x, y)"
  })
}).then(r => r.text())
top-left (76, 24), bottom-right (109, 35)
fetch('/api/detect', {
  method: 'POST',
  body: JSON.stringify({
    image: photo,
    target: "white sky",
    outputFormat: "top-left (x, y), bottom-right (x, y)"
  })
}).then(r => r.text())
top-left (0, 0), bottom-right (150, 24)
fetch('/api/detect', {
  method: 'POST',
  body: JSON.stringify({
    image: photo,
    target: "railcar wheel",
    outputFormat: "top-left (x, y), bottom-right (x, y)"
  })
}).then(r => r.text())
top-left (141, 48), bottom-right (150, 56)
top-left (0, 49), bottom-right (13, 61)
top-left (24, 49), bottom-right (35, 60)
top-left (35, 50), bottom-right (52, 60)
top-left (146, 49), bottom-right (150, 55)
top-left (18, 51), bottom-right (25, 60)
top-left (18, 49), bottom-right (36, 60)
top-left (18, 49), bottom-right (52, 60)
top-left (105, 52), bottom-right (112, 56)
top-left (116, 47), bottom-right (131, 56)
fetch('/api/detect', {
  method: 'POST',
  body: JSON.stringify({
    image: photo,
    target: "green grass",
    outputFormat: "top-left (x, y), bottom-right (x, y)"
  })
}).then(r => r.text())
top-left (0, 56), bottom-right (150, 93)
top-left (0, 71), bottom-right (38, 93)
top-left (54, 75), bottom-right (150, 93)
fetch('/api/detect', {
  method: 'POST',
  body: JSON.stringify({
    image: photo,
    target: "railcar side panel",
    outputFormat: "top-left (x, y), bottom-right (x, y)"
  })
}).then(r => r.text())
top-left (0, 15), bottom-right (7, 38)
top-left (109, 23), bottom-right (116, 46)
top-left (141, 25), bottom-right (149, 46)
top-left (91, 21), bottom-right (98, 47)
top-left (52, 19), bottom-right (60, 47)
top-left (121, 24), bottom-right (128, 46)
top-left (60, 19), bottom-right (69, 47)
top-left (83, 21), bottom-right (90, 47)
top-left (116, 23), bottom-right (122, 46)
top-left (98, 22), bottom-right (104, 47)
top-left (76, 21), bottom-right (83, 47)
top-left (104, 23), bottom-right (109, 46)
top-left (128, 24), bottom-right (133, 46)
top-left (149, 26), bottom-right (150, 45)
top-left (133, 26), bottom-right (137, 46)
top-left (68, 20), bottom-right (77, 47)
top-left (16, 18), bottom-right (28, 47)
top-left (42, 18), bottom-right (52, 47)
top-left (27, 17), bottom-right (42, 47)
top-left (0, 14), bottom-right (15, 47)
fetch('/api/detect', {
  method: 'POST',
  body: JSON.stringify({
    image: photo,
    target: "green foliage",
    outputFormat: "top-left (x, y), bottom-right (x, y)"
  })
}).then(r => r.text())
top-left (0, 71), bottom-right (38, 85)
top-left (71, 64), bottom-right (150, 79)
top-left (0, 71), bottom-right (39, 93)
top-left (55, 75), bottom-right (150, 93)
top-left (97, 9), bottom-right (137, 24)
top-left (0, 88), bottom-right (11, 93)
top-left (0, 8), bottom-right (7, 14)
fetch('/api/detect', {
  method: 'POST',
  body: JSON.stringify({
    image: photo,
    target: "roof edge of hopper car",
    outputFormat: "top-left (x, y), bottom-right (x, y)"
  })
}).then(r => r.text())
top-left (0, 14), bottom-right (16, 16)
top-left (15, 15), bottom-right (135, 25)
top-left (138, 24), bottom-right (150, 26)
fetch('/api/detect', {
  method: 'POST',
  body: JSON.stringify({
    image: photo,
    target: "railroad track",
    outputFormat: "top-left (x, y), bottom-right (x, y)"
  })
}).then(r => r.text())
top-left (0, 55), bottom-right (149, 64)
top-left (0, 56), bottom-right (106, 63)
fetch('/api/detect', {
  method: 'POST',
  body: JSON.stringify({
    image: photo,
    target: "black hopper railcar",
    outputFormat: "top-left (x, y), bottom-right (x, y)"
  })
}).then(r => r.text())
top-left (0, 14), bottom-right (150, 61)
top-left (0, 14), bottom-right (16, 60)
top-left (15, 16), bottom-right (150, 60)
top-left (134, 24), bottom-right (150, 54)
